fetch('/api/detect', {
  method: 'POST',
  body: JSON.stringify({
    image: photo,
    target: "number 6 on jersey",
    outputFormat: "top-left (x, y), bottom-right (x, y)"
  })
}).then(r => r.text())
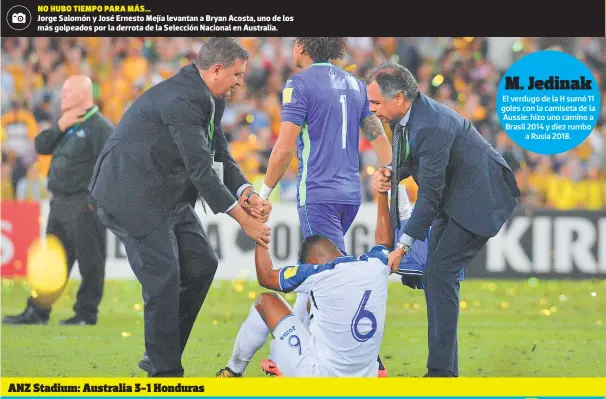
top-left (351, 289), bottom-right (377, 342)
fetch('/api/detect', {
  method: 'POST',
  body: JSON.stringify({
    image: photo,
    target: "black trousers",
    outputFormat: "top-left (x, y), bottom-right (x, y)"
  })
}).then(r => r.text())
top-left (29, 192), bottom-right (107, 319)
top-left (423, 211), bottom-right (488, 376)
top-left (97, 202), bottom-right (218, 377)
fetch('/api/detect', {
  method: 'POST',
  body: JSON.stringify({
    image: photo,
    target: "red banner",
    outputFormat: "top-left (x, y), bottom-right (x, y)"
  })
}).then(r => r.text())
top-left (1, 201), bottom-right (40, 278)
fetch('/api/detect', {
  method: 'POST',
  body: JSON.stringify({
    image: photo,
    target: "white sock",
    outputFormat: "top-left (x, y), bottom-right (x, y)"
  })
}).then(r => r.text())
top-left (227, 303), bottom-right (270, 375)
top-left (293, 293), bottom-right (311, 329)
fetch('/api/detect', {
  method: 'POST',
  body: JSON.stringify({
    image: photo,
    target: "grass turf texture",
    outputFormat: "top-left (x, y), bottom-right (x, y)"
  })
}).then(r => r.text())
top-left (1, 278), bottom-right (604, 377)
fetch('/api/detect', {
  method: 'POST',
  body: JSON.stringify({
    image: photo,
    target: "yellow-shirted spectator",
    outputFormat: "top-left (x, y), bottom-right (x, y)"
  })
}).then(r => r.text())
top-left (121, 40), bottom-right (149, 85)
top-left (288, 157), bottom-right (298, 176)
top-left (229, 125), bottom-right (261, 182)
top-left (1, 163), bottom-right (15, 200)
top-left (263, 95), bottom-right (282, 137)
top-left (453, 76), bottom-right (467, 93)
top-left (239, 37), bottom-right (257, 53)
top-left (544, 176), bottom-right (605, 210)
top-left (100, 68), bottom-right (131, 124)
top-left (527, 156), bottom-right (555, 203)
top-left (1, 104), bottom-right (40, 167)
top-left (1, 106), bottom-right (38, 138)
top-left (16, 162), bottom-right (48, 202)
top-left (545, 175), bottom-right (577, 210)
top-left (32, 121), bottom-right (52, 178)
top-left (571, 137), bottom-right (593, 161)
top-left (22, 67), bottom-right (44, 96)
top-left (573, 179), bottom-right (604, 210)
top-left (3, 64), bottom-right (26, 98)
top-left (82, 38), bottom-right (103, 66)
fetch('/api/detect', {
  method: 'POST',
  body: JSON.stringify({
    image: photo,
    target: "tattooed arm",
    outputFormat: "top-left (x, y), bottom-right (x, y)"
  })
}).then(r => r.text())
top-left (360, 114), bottom-right (392, 167)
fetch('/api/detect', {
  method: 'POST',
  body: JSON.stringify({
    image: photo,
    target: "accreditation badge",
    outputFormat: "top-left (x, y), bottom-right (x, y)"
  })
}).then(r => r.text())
top-left (211, 151), bottom-right (224, 182)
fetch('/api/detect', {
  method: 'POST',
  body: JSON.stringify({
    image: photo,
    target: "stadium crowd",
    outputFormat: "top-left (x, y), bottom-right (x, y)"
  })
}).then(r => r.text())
top-left (2, 37), bottom-right (605, 209)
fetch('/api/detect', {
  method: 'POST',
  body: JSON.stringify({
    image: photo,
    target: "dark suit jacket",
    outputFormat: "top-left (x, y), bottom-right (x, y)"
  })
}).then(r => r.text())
top-left (393, 92), bottom-right (520, 240)
top-left (89, 64), bottom-right (248, 237)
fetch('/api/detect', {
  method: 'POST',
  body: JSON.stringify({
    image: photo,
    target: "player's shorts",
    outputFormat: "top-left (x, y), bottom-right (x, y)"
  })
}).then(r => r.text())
top-left (269, 313), bottom-right (318, 377)
top-left (394, 219), bottom-right (428, 274)
top-left (297, 203), bottom-right (359, 255)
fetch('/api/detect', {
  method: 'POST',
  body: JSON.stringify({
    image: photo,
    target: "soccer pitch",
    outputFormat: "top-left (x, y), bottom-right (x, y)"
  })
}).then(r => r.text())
top-left (1, 278), bottom-right (604, 377)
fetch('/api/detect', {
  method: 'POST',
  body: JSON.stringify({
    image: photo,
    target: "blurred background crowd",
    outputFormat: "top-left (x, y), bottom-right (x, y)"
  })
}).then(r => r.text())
top-left (2, 37), bottom-right (605, 209)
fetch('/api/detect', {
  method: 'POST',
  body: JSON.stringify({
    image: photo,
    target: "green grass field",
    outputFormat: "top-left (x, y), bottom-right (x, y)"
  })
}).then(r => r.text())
top-left (1, 278), bottom-right (605, 377)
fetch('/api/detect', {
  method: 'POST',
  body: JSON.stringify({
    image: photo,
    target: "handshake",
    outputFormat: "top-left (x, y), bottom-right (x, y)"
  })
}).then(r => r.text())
top-left (372, 167), bottom-right (392, 195)
top-left (235, 188), bottom-right (273, 249)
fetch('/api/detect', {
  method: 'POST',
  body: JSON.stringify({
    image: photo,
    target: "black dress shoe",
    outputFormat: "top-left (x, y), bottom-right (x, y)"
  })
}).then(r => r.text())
top-left (2, 306), bottom-right (49, 325)
top-left (59, 314), bottom-right (96, 325)
top-left (423, 368), bottom-right (455, 377)
top-left (138, 353), bottom-right (151, 373)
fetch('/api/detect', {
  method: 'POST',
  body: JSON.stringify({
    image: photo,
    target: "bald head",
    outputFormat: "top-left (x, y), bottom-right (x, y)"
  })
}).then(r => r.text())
top-left (61, 75), bottom-right (93, 112)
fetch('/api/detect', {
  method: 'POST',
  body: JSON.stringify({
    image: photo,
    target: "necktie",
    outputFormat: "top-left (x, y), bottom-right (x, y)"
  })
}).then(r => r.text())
top-left (390, 123), bottom-right (404, 229)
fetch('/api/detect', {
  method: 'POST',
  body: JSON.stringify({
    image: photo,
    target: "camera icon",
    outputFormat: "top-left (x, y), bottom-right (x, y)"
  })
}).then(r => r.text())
top-left (12, 12), bottom-right (26, 23)
top-left (6, 5), bottom-right (31, 30)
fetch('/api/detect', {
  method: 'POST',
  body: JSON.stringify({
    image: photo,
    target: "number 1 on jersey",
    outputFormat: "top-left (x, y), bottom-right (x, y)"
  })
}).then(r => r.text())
top-left (351, 289), bottom-right (377, 342)
top-left (340, 94), bottom-right (347, 149)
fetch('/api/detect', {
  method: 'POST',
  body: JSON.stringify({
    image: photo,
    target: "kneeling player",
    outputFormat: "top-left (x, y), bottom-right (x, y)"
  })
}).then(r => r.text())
top-left (216, 190), bottom-right (403, 377)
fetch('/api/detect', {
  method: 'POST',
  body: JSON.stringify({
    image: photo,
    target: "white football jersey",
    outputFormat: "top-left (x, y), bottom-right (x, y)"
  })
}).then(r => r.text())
top-left (278, 245), bottom-right (390, 377)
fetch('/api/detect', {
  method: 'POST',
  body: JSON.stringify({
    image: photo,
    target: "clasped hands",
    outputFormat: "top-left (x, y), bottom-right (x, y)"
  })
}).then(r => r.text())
top-left (372, 166), bottom-right (392, 194)
top-left (238, 190), bottom-right (273, 248)
top-left (239, 191), bottom-right (272, 223)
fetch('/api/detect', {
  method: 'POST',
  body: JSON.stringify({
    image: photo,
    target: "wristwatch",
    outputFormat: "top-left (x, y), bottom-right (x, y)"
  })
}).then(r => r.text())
top-left (396, 241), bottom-right (412, 256)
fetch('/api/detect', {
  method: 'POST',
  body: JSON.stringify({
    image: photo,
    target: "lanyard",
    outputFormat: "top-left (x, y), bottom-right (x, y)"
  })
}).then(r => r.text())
top-left (203, 117), bottom-right (217, 215)
top-left (398, 96), bottom-right (417, 163)
top-left (64, 105), bottom-right (99, 139)
top-left (209, 119), bottom-right (215, 143)
top-left (209, 119), bottom-right (216, 158)
top-left (209, 98), bottom-right (216, 154)
top-left (397, 127), bottom-right (410, 164)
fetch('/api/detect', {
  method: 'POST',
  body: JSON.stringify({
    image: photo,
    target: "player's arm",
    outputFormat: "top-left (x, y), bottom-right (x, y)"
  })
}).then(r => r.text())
top-left (34, 124), bottom-right (65, 154)
top-left (375, 191), bottom-right (394, 249)
top-left (255, 244), bottom-right (281, 291)
top-left (261, 121), bottom-right (299, 197)
top-left (360, 114), bottom-right (392, 167)
top-left (260, 77), bottom-right (306, 200)
top-left (255, 244), bottom-right (321, 294)
top-left (34, 110), bottom-right (85, 155)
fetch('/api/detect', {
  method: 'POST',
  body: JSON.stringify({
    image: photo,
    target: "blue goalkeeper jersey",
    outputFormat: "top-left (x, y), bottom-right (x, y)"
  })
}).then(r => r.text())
top-left (281, 62), bottom-right (371, 206)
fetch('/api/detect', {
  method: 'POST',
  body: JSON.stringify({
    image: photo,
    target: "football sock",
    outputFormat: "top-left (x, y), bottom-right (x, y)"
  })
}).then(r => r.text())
top-left (227, 303), bottom-right (269, 375)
